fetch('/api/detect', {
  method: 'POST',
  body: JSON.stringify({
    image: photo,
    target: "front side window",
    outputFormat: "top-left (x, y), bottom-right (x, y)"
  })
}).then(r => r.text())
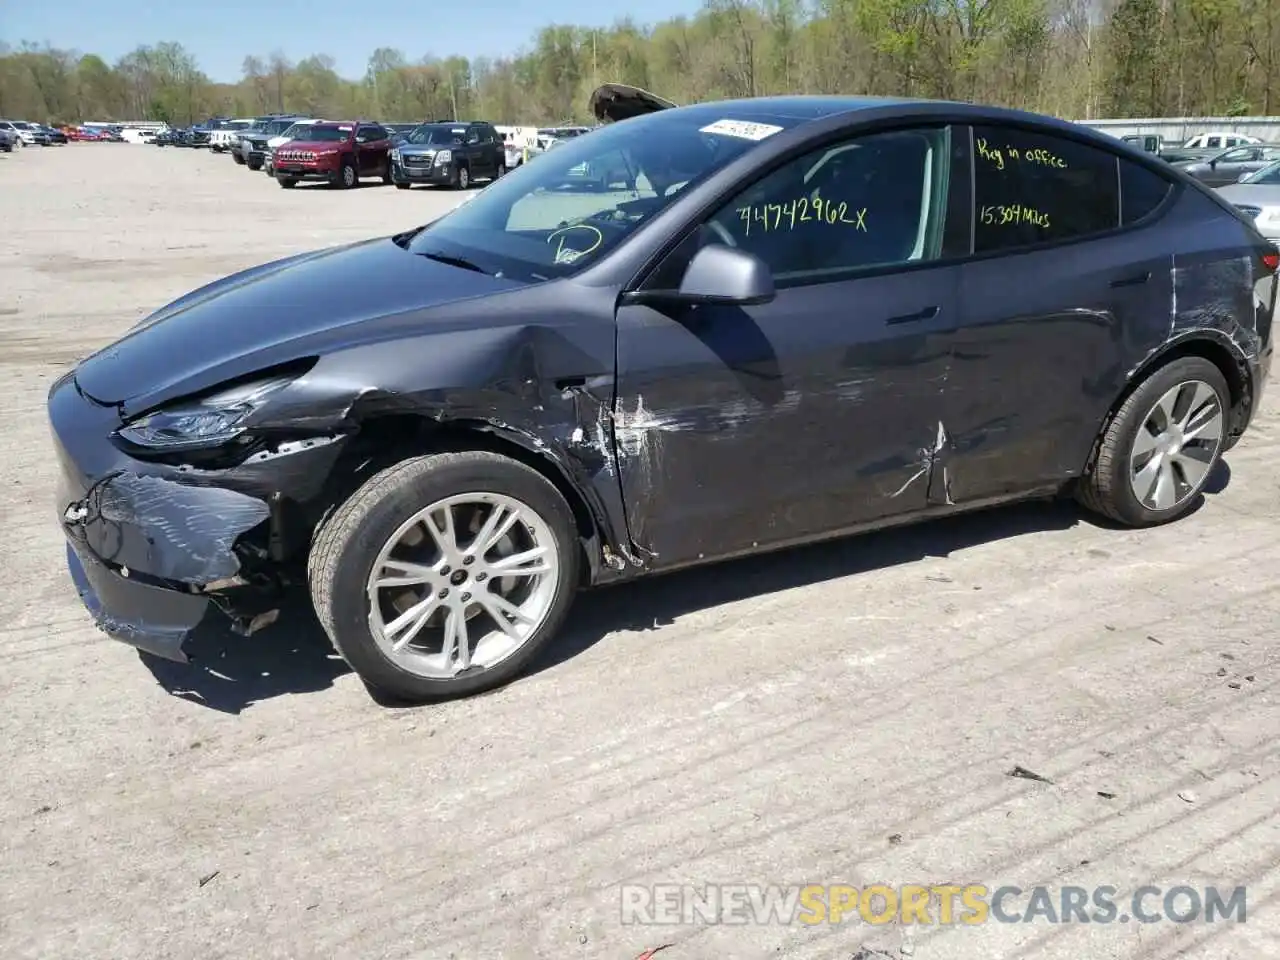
top-left (971, 124), bottom-right (1120, 253)
top-left (1219, 146), bottom-right (1257, 163)
top-left (698, 127), bottom-right (952, 284)
top-left (406, 108), bottom-right (807, 281)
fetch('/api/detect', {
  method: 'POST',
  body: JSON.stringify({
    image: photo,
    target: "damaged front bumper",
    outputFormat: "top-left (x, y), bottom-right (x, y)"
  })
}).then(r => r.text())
top-left (48, 372), bottom-right (345, 662)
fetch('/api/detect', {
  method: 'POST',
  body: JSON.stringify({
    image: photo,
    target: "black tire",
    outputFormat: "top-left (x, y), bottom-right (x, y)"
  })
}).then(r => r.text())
top-left (232, 151), bottom-right (245, 165)
top-left (308, 451), bottom-right (581, 702)
top-left (333, 159), bottom-right (357, 189)
top-left (1076, 355), bottom-right (1229, 527)
top-left (277, 176), bottom-right (297, 189)
top-left (453, 164), bottom-right (470, 190)
top-left (247, 156), bottom-right (263, 171)
top-left (394, 182), bottom-right (410, 190)
top-left (381, 162), bottom-right (392, 185)
top-left (494, 161), bottom-right (507, 179)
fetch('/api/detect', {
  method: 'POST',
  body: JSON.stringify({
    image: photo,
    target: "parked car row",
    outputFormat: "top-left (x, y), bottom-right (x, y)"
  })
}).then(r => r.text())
top-left (204, 115), bottom-right (518, 190)
top-left (0, 120), bottom-right (71, 150)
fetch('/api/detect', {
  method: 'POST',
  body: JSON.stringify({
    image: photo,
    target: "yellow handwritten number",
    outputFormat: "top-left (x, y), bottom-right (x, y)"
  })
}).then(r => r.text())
top-left (733, 199), bottom-right (868, 233)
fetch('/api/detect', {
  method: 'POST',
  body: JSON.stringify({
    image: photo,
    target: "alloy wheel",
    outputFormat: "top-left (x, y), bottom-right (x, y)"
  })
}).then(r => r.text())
top-left (343, 165), bottom-right (356, 187)
top-left (1128, 379), bottom-right (1224, 511)
top-left (365, 493), bottom-right (561, 679)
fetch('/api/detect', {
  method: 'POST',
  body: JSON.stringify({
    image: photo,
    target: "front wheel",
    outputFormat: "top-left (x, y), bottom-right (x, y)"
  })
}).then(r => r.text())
top-left (1076, 355), bottom-right (1229, 527)
top-left (332, 160), bottom-right (357, 189)
top-left (232, 151), bottom-right (245, 165)
top-left (308, 451), bottom-right (581, 703)
top-left (277, 176), bottom-right (297, 189)
top-left (394, 182), bottom-right (410, 190)
top-left (453, 165), bottom-right (470, 190)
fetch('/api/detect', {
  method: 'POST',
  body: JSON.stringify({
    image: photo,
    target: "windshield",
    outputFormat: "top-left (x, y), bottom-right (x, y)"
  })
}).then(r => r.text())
top-left (301, 126), bottom-right (352, 142)
top-left (406, 109), bottom-right (802, 282)
top-left (406, 125), bottom-right (464, 145)
top-left (1243, 160), bottom-right (1280, 185)
top-left (279, 123), bottom-right (310, 139)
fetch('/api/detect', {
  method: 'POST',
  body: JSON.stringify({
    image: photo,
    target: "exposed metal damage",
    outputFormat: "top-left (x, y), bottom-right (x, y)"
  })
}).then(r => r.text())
top-left (890, 420), bottom-right (955, 505)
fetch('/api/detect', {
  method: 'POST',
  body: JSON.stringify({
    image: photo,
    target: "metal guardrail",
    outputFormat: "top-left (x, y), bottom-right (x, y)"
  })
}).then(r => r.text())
top-left (1084, 117), bottom-right (1280, 141)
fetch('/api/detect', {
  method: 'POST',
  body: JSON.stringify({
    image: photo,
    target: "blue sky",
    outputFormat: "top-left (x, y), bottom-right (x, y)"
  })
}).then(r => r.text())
top-left (4, 0), bottom-right (703, 83)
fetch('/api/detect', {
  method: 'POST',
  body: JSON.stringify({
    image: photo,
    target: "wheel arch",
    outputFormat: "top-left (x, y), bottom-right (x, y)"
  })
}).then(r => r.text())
top-left (1086, 331), bottom-right (1254, 475)
top-left (318, 413), bottom-right (612, 587)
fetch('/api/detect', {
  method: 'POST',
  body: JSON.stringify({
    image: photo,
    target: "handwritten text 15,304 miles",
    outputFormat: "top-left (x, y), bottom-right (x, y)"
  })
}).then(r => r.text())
top-left (979, 203), bottom-right (1051, 229)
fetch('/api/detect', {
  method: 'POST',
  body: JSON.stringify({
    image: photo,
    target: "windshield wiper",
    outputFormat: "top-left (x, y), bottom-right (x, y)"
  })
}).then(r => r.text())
top-left (417, 251), bottom-right (491, 275)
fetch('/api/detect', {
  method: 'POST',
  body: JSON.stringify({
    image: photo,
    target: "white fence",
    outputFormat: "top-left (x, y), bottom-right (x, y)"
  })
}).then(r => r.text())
top-left (1083, 117), bottom-right (1280, 142)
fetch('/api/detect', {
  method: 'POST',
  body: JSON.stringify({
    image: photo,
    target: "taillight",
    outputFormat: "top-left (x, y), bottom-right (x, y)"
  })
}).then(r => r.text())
top-left (1263, 247), bottom-right (1280, 273)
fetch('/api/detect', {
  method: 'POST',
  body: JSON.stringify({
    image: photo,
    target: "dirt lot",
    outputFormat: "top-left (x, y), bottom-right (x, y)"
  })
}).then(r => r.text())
top-left (2, 143), bottom-right (1279, 960)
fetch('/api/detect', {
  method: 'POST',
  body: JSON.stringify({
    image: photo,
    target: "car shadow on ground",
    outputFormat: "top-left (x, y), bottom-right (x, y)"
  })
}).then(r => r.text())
top-left (138, 461), bottom-right (1231, 714)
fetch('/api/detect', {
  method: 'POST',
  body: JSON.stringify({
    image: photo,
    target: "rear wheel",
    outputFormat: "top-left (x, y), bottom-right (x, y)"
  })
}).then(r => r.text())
top-left (308, 451), bottom-right (581, 702)
top-left (1077, 356), bottom-right (1229, 527)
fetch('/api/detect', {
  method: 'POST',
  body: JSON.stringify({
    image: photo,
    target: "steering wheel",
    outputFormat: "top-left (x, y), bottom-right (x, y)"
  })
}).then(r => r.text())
top-left (547, 223), bottom-right (606, 265)
top-left (707, 218), bottom-right (739, 247)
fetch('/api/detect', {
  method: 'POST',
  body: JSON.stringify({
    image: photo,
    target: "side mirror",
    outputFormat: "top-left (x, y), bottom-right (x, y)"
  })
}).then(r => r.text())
top-left (678, 244), bottom-right (775, 305)
top-left (625, 244), bottom-right (776, 307)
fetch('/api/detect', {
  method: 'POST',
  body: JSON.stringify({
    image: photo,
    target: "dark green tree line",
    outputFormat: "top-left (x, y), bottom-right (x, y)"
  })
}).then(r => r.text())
top-left (2, 0), bottom-right (1276, 126)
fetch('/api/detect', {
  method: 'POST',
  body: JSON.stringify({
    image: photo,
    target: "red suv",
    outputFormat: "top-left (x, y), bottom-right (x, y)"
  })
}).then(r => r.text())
top-left (273, 121), bottom-right (393, 189)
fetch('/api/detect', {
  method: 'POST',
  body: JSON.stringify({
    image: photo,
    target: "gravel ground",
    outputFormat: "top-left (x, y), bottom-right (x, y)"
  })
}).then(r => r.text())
top-left (2, 143), bottom-right (1278, 960)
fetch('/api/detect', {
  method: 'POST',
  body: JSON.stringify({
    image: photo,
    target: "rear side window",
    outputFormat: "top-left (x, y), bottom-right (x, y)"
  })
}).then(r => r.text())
top-left (971, 125), bottom-right (1120, 253)
top-left (1120, 159), bottom-right (1173, 225)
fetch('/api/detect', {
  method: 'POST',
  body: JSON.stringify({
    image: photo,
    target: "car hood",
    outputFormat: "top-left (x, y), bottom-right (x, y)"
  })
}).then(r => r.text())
top-left (1217, 183), bottom-right (1280, 205)
top-left (589, 83), bottom-right (677, 123)
top-left (73, 237), bottom-right (526, 410)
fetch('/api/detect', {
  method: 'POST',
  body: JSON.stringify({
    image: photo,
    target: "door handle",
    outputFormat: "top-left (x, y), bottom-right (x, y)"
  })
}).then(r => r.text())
top-left (1110, 271), bottom-right (1151, 288)
top-left (885, 305), bottom-right (940, 326)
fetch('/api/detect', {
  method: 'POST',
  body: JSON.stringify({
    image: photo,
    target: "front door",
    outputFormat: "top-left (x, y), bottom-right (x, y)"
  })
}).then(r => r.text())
top-left (355, 125), bottom-right (386, 175)
top-left (613, 124), bottom-right (966, 569)
top-left (942, 123), bottom-right (1178, 502)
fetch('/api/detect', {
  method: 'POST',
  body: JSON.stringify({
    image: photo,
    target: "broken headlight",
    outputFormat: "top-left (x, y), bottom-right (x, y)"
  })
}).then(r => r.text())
top-left (117, 375), bottom-right (296, 452)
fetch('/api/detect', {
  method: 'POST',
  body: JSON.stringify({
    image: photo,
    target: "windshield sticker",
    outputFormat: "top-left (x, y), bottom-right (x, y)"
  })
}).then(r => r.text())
top-left (699, 119), bottom-right (784, 141)
top-left (452, 128), bottom-right (466, 134)
top-left (338, 125), bottom-right (352, 131)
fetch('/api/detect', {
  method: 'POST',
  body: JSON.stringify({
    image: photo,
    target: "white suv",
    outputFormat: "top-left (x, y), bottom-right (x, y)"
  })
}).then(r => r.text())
top-left (209, 119), bottom-right (255, 153)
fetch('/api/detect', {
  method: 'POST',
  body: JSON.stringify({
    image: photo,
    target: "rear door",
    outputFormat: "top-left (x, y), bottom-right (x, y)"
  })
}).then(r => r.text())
top-left (940, 123), bottom-right (1178, 502)
top-left (613, 123), bottom-right (969, 567)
